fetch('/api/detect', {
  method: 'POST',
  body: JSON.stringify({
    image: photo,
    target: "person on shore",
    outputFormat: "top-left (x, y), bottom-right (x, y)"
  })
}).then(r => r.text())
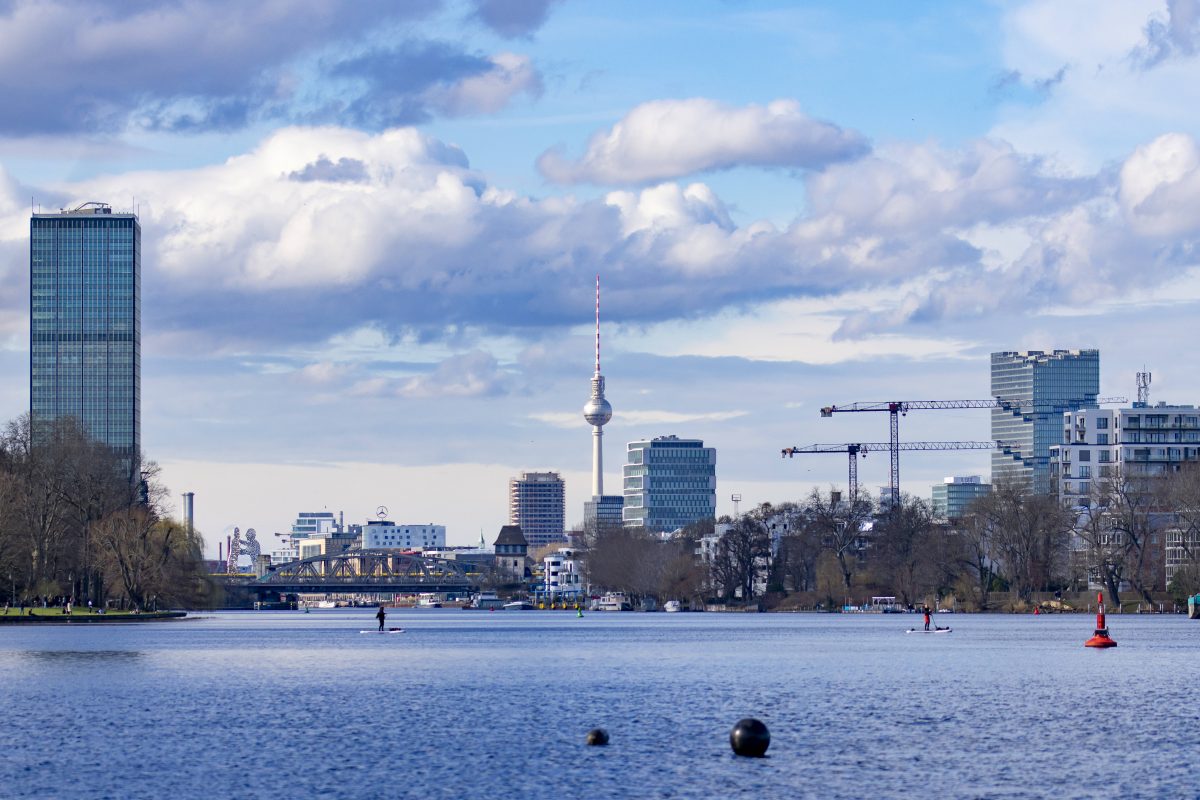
top-left (923, 604), bottom-right (931, 631)
top-left (376, 605), bottom-right (386, 632)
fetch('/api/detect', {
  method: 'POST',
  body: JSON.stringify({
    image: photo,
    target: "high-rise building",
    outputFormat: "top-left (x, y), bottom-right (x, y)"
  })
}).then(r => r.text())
top-left (931, 476), bottom-right (991, 520)
top-left (583, 495), bottom-right (624, 532)
top-left (622, 435), bottom-right (716, 533)
top-left (31, 202), bottom-right (140, 458)
top-left (509, 471), bottom-right (566, 547)
top-left (991, 350), bottom-right (1099, 493)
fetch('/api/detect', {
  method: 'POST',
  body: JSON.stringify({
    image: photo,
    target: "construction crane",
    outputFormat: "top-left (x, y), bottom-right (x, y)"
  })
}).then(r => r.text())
top-left (781, 441), bottom-right (999, 503)
top-left (818, 397), bottom-right (1128, 505)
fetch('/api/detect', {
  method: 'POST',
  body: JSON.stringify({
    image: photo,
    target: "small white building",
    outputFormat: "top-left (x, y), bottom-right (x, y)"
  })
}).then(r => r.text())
top-left (362, 521), bottom-right (447, 551)
top-left (543, 548), bottom-right (584, 598)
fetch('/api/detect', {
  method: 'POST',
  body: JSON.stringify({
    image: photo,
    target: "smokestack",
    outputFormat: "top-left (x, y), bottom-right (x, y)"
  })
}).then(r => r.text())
top-left (218, 541), bottom-right (223, 564)
top-left (183, 492), bottom-right (194, 538)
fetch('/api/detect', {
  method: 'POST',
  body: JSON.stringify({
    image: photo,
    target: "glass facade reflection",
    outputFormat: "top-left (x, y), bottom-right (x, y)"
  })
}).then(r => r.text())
top-left (991, 350), bottom-right (1098, 493)
top-left (30, 203), bottom-right (140, 458)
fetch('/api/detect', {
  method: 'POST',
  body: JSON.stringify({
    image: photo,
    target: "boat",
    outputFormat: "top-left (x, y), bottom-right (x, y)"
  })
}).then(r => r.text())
top-left (595, 593), bottom-right (632, 612)
top-left (466, 592), bottom-right (505, 611)
top-left (663, 600), bottom-right (682, 613)
top-left (1189, 594), bottom-right (1200, 620)
top-left (315, 600), bottom-right (337, 609)
top-left (417, 593), bottom-right (443, 609)
top-left (503, 601), bottom-right (533, 611)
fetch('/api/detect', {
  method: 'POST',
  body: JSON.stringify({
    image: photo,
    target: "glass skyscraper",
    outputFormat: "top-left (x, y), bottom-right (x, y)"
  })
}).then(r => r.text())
top-left (622, 435), bottom-right (716, 533)
top-left (991, 350), bottom-right (1098, 493)
top-left (30, 203), bottom-right (140, 458)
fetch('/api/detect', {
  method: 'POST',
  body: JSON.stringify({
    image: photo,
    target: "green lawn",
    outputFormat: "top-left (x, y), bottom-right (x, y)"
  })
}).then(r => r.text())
top-left (0, 606), bottom-right (143, 617)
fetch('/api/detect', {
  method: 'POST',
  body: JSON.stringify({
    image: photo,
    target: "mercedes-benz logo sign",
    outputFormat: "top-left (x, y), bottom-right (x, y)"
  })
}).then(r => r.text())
top-left (376, 505), bottom-right (388, 520)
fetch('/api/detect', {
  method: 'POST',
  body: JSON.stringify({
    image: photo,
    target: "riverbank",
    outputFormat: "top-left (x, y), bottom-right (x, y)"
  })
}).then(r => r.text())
top-left (0, 610), bottom-right (187, 624)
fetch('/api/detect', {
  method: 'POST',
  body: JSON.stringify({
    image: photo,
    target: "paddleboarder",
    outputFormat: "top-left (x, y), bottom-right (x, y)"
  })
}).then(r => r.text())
top-left (376, 605), bottom-right (386, 632)
top-left (922, 604), bottom-right (931, 631)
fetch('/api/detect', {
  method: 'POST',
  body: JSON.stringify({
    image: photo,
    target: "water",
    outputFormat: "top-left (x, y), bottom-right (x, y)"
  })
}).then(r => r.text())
top-left (1, 610), bottom-right (1196, 799)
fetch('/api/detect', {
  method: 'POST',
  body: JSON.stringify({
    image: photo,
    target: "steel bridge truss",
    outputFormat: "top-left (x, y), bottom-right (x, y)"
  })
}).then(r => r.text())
top-left (260, 550), bottom-right (474, 586)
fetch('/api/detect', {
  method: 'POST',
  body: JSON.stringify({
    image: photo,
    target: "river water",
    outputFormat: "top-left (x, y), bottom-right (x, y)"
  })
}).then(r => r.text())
top-left (0, 610), bottom-right (1196, 799)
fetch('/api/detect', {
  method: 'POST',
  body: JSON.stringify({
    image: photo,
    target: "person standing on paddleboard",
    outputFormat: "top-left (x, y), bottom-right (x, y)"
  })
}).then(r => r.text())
top-left (376, 605), bottom-right (386, 631)
top-left (922, 604), bottom-right (931, 631)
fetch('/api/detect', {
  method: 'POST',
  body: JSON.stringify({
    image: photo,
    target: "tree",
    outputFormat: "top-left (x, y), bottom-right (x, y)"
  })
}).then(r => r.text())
top-left (873, 495), bottom-right (939, 606)
top-left (970, 482), bottom-right (1069, 602)
top-left (953, 509), bottom-right (1000, 610)
top-left (801, 487), bottom-right (874, 593)
top-left (90, 510), bottom-right (207, 609)
top-left (710, 514), bottom-right (770, 602)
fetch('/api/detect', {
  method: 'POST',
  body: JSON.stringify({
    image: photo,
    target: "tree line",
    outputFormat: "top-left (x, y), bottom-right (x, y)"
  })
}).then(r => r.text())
top-left (580, 465), bottom-right (1200, 610)
top-left (0, 414), bottom-right (211, 610)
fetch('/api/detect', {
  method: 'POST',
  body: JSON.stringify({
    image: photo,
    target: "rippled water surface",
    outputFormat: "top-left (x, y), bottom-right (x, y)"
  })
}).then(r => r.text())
top-left (1, 610), bottom-right (1197, 799)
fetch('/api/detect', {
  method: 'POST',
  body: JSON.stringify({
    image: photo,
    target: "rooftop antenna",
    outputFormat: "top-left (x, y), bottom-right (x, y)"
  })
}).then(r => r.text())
top-left (1136, 370), bottom-right (1151, 408)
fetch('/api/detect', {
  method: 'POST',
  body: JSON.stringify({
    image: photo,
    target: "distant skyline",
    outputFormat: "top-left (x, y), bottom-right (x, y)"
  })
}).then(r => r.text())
top-left (4, 1), bottom-right (1200, 553)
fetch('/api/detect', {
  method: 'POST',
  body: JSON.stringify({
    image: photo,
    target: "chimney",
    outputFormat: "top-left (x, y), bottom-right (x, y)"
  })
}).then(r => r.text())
top-left (182, 492), bottom-right (195, 538)
top-left (831, 490), bottom-right (842, 505)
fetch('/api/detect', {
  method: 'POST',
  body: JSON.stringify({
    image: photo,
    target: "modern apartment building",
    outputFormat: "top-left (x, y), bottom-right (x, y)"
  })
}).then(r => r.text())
top-left (991, 350), bottom-right (1099, 493)
top-left (508, 471), bottom-right (566, 547)
top-left (622, 435), bottom-right (716, 533)
top-left (1050, 405), bottom-right (1200, 502)
top-left (583, 494), bottom-right (624, 532)
top-left (31, 202), bottom-right (140, 458)
top-left (931, 476), bottom-right (992, 520)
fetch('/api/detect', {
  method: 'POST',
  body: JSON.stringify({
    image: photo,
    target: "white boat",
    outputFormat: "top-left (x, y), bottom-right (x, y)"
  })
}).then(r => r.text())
top-left (416, 593), bottom-right (443, 608)
top-left (503, 601), bottom-right (533, 611)
top-left (663, 600), bottom-right (682, 613)
top-left (469, 592), bottom-right (505, 610)
top-left (595, 593), bottom-right (632, 612)
top-left (315, 600), bottom-right (337, 609)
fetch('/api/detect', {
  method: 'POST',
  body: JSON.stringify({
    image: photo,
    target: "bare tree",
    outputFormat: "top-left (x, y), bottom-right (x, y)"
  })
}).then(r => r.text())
top-left (801, 487), bottom-right (874, 593)
top-left (873, 495), bottom-right (938, 606)
top-left (970, 482), bottom-right (1069, 602)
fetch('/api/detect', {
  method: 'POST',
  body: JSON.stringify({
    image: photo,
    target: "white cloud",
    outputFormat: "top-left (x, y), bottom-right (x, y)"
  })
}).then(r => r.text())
top-left (537, 98), bottom-right (868, 185)
top-left (425, 52), bottom-right (542, 116)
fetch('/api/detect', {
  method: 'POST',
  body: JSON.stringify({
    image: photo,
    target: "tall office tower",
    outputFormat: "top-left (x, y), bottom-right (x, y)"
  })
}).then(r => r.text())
top-left (31, 202), bottom-right (140, 460)
top-left (991, 350), bottom-right (1099, 493)
top-left (508, 471), bottom-right (566, 547)
top-left (582, 276), bottom-right (624, 529)
top-left (622, 435), bottom-right (717, 533)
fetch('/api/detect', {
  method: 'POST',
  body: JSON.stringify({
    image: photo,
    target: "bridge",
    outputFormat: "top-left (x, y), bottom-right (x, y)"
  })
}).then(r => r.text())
top-left (221, 550), bottom-right (481, 598)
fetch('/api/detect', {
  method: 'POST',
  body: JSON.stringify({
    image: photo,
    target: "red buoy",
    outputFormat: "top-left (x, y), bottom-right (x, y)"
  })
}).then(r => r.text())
top-left (1084, 592), bottom-right (1117, 648)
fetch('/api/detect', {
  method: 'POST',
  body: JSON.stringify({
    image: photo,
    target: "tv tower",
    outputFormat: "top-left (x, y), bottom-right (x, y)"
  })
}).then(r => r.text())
top-left (582, 275), bottom-right (613, 496)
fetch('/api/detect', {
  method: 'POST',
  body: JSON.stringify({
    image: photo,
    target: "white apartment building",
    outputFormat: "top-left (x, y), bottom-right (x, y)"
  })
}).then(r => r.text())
top-left (361, 521), bottom-right (447, 551)
top-left (1050, 404), bottom-right (1200, 504)
top-left (543, 547), bottom-right (584, 598)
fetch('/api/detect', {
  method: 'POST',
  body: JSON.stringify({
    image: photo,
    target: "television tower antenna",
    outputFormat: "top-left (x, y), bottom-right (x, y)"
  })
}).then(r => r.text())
top-left (1136, 370), bottom-right (1151, 407)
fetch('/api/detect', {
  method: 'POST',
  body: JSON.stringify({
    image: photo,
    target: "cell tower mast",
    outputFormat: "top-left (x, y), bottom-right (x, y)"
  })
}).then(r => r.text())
top-left (582, 276), bottom-right (613, 496)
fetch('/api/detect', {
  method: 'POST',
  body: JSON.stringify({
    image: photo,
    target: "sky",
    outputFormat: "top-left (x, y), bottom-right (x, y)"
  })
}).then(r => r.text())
top-left (3, 0), bottom-right (1200, 554)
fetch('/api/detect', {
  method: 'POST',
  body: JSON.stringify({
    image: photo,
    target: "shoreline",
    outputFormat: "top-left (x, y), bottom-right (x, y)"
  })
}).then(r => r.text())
top-left (0, 611), bottom-right (188, 624)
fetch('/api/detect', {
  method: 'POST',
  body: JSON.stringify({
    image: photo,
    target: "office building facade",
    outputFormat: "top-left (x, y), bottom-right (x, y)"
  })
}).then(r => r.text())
top-left (991, 350), bottom-right (1099, 493)
top-left (623, 435), bottom-right (716, 533)
top-left (31, 202), bottom-right (140, 458)
top-left (583, 495), bottom-right (624, 532)
top-left (361, 521), bottom-right (446, 551)
top-left (508, 471), bottom-right (566, 547)
top-left (931, 476), bottom-right (991, 520)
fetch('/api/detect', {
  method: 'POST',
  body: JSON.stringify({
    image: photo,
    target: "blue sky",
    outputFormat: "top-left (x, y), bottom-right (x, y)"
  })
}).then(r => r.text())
top-left (3, 0), bottom-right (1200, 552)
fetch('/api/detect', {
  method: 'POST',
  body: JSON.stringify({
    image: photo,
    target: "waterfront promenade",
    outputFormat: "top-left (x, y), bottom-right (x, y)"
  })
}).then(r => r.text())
top-left (1, 610), bottom-right (1193, 799)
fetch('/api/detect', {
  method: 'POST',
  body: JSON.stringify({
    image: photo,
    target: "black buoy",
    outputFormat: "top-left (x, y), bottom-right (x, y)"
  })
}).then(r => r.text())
top-left (729, 718), bottom-right (770, 757)
top-left (585, 728), bottom-right (609, 746)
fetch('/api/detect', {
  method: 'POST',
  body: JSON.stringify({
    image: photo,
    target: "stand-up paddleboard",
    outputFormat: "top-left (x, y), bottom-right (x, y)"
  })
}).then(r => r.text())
top-left (359, 628), bottom-right (406, 634)
top-left (906, 627), bottom-right (952, 634)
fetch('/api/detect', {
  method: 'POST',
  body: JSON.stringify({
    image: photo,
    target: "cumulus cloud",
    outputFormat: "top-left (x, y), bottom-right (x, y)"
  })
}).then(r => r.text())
top-left (1132, 0), bottom-right (1200, 68)
top-left (0, 1), bottom-right (542, 134)
top-left (468, 0), bottom-right (564, 38)
top-left (423, 52), bottom-right (542, 116)
top-left (287, 156), bottom-right (370, 183)
top-left (8, 123), bottom-right (1200, 351)
top-left (0, 0), bottom-right (438, 134)
top-left (537, 98), bottom-right (869, 185)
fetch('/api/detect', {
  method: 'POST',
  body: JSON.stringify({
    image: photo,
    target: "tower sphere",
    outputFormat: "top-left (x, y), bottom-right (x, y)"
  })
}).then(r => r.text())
top-left (583, 396), bottom-right (612, 427)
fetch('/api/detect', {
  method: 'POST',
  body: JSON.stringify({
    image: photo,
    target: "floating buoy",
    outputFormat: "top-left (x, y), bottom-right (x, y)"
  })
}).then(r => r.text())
top-left (585, 728), bottom-right (609, 746)
top-left (1084, 592), bottom-right (1117, 648)
top-left (729, 718), bottom-right (770, 757)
